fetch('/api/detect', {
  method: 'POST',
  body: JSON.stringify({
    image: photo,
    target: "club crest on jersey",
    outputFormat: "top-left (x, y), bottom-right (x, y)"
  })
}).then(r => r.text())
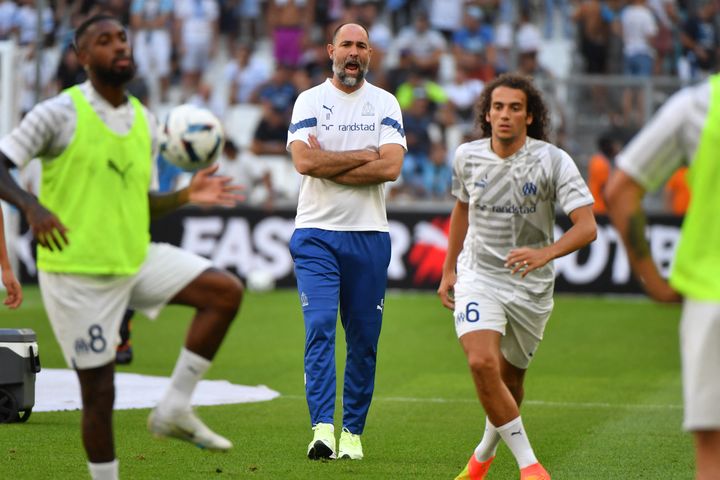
top-left (522, 182), bottom-right (538, 196)
top-left (362, 102), bottom-right (374, 116)
top-left (475, 175), bottom-right (488, 188)
top-left (300, 292), bottom-right (309, 307)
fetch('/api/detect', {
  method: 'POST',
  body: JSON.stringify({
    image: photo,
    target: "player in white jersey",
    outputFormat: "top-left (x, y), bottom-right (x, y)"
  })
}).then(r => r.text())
top-left (606, 76), bottom-right (720, 479)
top-left (286, 23), bottom-right (406, 461)
top-left (438, 74), bottom-right (596, 480)
top-left (0, 15), bottom-right (243, 480)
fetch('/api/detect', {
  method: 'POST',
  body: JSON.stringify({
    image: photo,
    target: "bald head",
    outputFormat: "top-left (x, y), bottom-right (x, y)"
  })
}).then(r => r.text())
top-left (332, 23), bottom-right (370, 46)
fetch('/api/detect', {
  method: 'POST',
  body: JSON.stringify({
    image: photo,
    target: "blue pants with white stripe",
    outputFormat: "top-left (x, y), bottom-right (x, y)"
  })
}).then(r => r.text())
top-left (289, 228), bottom-right (390, 435)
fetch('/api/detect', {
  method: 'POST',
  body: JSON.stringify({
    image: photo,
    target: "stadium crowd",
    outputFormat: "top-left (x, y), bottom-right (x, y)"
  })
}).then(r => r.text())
top-left (0, 0), bottom-right (716, 209)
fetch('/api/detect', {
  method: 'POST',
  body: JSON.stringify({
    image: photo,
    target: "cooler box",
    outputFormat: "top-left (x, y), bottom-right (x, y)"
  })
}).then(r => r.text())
top-left (0, 328), bottom-right (41, 423)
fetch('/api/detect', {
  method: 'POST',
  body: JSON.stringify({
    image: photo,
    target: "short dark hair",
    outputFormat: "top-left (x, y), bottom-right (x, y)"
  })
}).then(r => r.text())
top-left (331, 23), bottom-right (369, 44)
top-left (475, 73), bottom-right (550, 141)
top-left (73, 14), bottom-right (121, 51)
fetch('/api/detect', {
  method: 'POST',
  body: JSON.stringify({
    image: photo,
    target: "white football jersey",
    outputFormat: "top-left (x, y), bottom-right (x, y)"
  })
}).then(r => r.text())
top-left (616, 80), bottom-right (710, 191)
top-left (286, 79), bottom-right (407, 231)
top-left (453, 137), bottom-right (593, 298)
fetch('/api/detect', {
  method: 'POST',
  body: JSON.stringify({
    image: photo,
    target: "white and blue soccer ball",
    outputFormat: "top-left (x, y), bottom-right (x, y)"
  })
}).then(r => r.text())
top-left (160, 104), bottom-right (225, 171)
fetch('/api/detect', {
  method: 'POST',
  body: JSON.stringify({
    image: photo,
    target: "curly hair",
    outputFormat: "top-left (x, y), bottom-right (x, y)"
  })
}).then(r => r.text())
top-left (475, 73), bottom-right (550, 142)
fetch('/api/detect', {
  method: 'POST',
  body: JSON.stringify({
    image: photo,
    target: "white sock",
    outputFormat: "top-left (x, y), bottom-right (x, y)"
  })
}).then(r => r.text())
top-left (87, 459), bottom-right (118, 480)
top-left (496, 416), bottom-right (538, 469)
top-left (474, 417), bottom-right (501, 461)
top-left (157, 348), bottom-right (210, 415)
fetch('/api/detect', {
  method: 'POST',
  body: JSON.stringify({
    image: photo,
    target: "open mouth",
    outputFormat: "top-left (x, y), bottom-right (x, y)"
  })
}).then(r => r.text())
top-left (344, 61), bottom-right (360, 73)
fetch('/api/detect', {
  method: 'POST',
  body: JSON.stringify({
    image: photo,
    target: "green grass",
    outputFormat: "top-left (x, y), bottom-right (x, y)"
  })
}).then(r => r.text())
top-left (0, 287), bottom-right (693, 479)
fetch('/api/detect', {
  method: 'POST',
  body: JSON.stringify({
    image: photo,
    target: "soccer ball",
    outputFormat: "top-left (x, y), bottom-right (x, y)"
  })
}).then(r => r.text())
top-left (246, 269), bottom-right (276, 292)
top-left (160, 104), bottom-right (225, 171)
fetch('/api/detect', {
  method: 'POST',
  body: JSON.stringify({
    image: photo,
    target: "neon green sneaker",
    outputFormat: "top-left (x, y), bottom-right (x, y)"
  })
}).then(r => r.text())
top-left (455, 455), bottom-right (494, 479)
top-left (337, 427), bottom-right (363, 460)
top-left (307, 423), bottom-right (336, 460)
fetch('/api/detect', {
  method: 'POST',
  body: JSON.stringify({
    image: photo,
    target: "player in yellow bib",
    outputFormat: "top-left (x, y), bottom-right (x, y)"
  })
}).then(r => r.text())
top-left (0, 15), bottom-right (243, 480)
top-left (607, 74), bottom-right (720, 480)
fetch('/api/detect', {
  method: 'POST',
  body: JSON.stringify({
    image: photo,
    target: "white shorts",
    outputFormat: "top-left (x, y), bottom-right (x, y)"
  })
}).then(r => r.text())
top-left (39, 243), bottom-right (212, 370)
top-left (680, 299), bottom-right (720, 430)
top-left (181, 39), bottom-right (212, 73)
top-left (453, 266), bottom-right (553, 369)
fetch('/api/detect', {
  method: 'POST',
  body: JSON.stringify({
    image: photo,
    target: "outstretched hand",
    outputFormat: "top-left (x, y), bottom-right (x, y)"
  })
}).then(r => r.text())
top-left (25, 202), bottom-right (69, 251)
top-left (188, 164), bottom-right (244, 207)
top-left (2, 268), bottom-right (22, 309)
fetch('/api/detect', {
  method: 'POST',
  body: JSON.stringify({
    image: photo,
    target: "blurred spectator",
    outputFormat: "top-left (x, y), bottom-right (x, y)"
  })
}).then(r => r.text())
top-left (574, 0), bottom-right (611, 75)
top-left (423, 142), bottom-right (452, 199)
top-left (397, 95), bottom-right (441, 198)
top-left (216, 138), bottom-right (272, 208)
top-left (452, 4), bottom-right (496, 82)
top-left (648, 0), bottom-right (679, 74)
top-left (238, 0), bottom-right (264, 43)
top-left (393, 11), bottom-right (447, 78)
top-left (174, 0), bottom-right (219, 97)
top-left (664, 166), bottom-right (690, 215)
top-left (442, 65), bottom-right (484, 122)
top-left (253, 63), bottom-right (298, 114)
top-left (620, 0), bottom-right (658, 126)
top-left (226, 42), bottom-right (271, 105)
top-left (55, 45), bottom-right (87, 91)
top-left (0, 0), bottom-right (18, 40)
top-left (429, 0), bottom-right (464, 40)
top-left (543, 0), bottom-right (573, 39)
top-left (130, 0), bottom-right (174, 104)
top-left (358, 1), bottom-right (392, 75)
top-left (678, 2), bottom-right (719, 82)
top-left (14, 0), bottom-right (54, 46)
top-left (249, 104), bottom-right (296, 205)
top-left (19, 46), bottom-right (54, 117)
top-left (587, 131), bottom-right (623, 215)
top-left (187, 81), bottom-right (226, 119)
top-left (395, 67), bottom-right (448, 111)
top-left (266, 0), bottom-right (315, 68)
top-left (218, 0), bottom-right (241, 48)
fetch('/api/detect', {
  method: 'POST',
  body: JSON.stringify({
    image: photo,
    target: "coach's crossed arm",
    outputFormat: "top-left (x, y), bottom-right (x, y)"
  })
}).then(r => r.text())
top-left (330, 143), bottom-right (404, 186)
top-left (290, 135), bottom-right (379, 179)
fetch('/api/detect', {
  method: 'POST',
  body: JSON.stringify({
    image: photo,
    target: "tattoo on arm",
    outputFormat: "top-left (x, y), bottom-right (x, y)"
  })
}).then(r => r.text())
top-left (627, 212), bottom-right (651, 258)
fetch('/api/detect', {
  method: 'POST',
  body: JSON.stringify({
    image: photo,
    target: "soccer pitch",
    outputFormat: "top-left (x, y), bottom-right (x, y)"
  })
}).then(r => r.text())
top-left (0, 287), bottom-right (693, 479)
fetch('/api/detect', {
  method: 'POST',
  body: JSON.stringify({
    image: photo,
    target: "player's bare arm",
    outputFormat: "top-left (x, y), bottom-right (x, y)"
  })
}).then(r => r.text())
top-left (0, 208), bottom-right (22, 309)
top-left (0, 155), bottom-right (69, 251)
top-left (149, 164), bottom-right (243, 217)
top-left (507, 204), bottom-right (597, 278)
top-left (606, 170), bottom-right (681, 302)
top-left (290, 135), bottom-right (378, 179)
top-left (438, 200), bottom-right (469, 310)
top-left (331, 143), bottom-right (404, 185)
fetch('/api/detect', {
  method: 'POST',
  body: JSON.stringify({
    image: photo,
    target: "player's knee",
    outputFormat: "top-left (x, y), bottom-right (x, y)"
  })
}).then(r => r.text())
top-left (210, 271), bottom-right (243, 316)
top-left (466, 352), bottom-right (500, 379)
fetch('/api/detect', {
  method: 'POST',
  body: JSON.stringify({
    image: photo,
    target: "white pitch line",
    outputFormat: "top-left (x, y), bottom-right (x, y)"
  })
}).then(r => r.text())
top-left (281, 395), bottom-right (682, 410)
